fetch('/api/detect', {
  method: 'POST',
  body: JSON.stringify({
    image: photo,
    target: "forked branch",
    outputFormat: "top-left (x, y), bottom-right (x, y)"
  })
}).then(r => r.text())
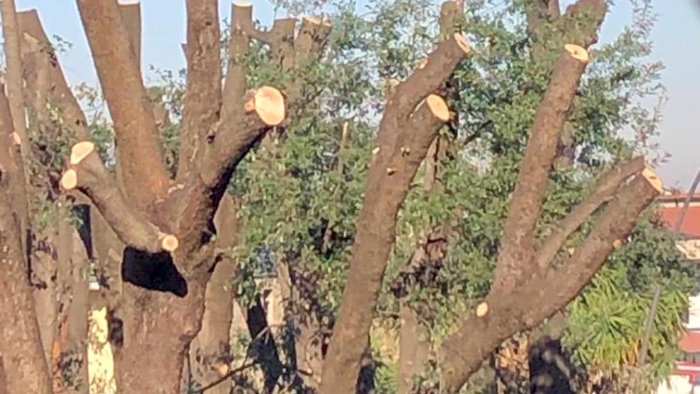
top-left (60, 142), bottom-right (178, 254)
top-left (536, 156), bottom-right (645, 267)
top-left (438, 168), bottom-right (663, 392)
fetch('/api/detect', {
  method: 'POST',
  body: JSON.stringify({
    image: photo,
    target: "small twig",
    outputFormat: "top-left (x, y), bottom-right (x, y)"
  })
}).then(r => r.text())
top-left (200, 361), bottom-right (258, 392)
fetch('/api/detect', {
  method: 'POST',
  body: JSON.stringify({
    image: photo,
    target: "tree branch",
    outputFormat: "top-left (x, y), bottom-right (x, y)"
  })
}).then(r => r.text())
top-left (76, 0), bottom-right (171, 211)
top-left (176, 0), bottom-right (222, 182)
top-left (562, 0), bottom-right (607, 48)
top-left (17, 10), bottom-right (90, 141)
top-left (175, 86), bottom-right (285, 257)
top-left (60, 141), bottom-right (178, 254)
top-left (118, 0), bottom-right (141, 65)
top-left (319, 16), bottom-right (469, 392)
top-left (535, 156), bottom-right (645, 268)
top-left (491, 44), bottom-right (590, 295)
top-left (1, 0), bottom-right (28, 160)
top-left (0, 0), bottom-right (30, 254)
top-left (438, 168), bottom-right (663, 393)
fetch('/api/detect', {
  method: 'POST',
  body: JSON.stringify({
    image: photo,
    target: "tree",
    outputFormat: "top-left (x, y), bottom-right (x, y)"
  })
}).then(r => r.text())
top-left (0, 0), bottom-right (686, 393)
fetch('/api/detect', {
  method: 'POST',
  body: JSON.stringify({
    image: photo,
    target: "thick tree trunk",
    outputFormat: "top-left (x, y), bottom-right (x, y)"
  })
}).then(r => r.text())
top-left (114, 282), bottom-right (207, 393)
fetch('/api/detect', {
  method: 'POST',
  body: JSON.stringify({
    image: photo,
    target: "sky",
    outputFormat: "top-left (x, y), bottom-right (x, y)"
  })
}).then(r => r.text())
top-left (11, 0), bottom-right (700, 189)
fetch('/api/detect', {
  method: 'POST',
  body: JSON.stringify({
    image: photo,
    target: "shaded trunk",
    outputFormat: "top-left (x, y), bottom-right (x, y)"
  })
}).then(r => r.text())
top-left (188, 195), bottom-right (240, 392)
top-left (397, 305), bottom-right (430, 394)
top-left (114, 281), bottom-right (207, 394)
top-left (51, 214), bottom-right (90, 394)
top-left (32, 230), bottom-right (58, 367)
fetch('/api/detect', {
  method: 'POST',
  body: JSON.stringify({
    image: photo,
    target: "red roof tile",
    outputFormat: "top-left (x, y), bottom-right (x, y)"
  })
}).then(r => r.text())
top-left (681, 330), bottom-right (700, 353)
top-left (659, 205), bottom-right (700, 238)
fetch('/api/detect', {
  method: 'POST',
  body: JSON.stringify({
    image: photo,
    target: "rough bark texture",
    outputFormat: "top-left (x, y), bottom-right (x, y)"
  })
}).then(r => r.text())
top-left (491, 45), bottom-right (591, 296)
top-left (319, 31), bottom-right (469, 394)
top-left (0, 90), bottom-right (52, 393)
top-left (177, 0), bottom-right (222, 182)
top-left (189, 195), bottom-right (240, 393)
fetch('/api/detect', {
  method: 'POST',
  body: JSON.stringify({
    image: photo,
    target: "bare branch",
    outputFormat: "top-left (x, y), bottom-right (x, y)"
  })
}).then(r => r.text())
top-left (17, 11), bottom-right (90, 141)
top-left (60, 142), bottom-right (178, 253)
top-left (535, 156), bottom-right (645, 268)
top-left (118, 0), bottom-right (141, 65)
top-left (562, 0), bottom-right (607, 48)
top-left (438, 169), bottom-right (662, 392)
top-left (1, 0), bottom-right (28, 161)
top-left (76, 0), bottom-right (171, 210)
top-left (320, 15), bottom-right (469, 390)
top-left (491, 44), bottom-right (590, 295)
top-left (176, 0), bottom-right (222, 182)
top-left (0, 81), bottom-right (29, 254)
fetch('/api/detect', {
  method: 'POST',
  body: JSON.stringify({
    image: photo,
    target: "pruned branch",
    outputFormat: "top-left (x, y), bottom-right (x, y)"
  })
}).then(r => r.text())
top-left (1, 0), bottom-right (28, 160)
top-left (562, 0), bottom-right (607, 48)
top-left (60, 142), bottom-right (178, 253)
top-left (76, 0), bottom-right (171, 210)
top-left (535, 156), bottom-right (645, 268)
top-left (491, 43), bottom-right (590, 295)
top-left (438, 168), bottom-right (663, 393)
top-left (175, 86), bottom-right (285, 257)
top-left (118, 0), bottom-right (141, 65)
top-left (319, 10), bottom-right (469, 390)
top-left (222, 1), bottom-right (252, 112)
top-left (17, 10), bottom-right (90, 141)
top-left (176, 0), bottom-right (222, 182)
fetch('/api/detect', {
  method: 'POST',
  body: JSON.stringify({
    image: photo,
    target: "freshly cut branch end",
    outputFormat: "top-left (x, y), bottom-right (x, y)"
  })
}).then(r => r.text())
top-left (426, 94), bottom-right (450, 122)
top-left (416, 58), bottom-right (428, 70)
top-left (564, 43), bottom-right (589, 62)
top-left (303, 15), bottom-right (331, 28)
top-left (613, 239), bottom-right (622, 249)
top-left (641, 167), bottom-right (663, 193)
top-left (159, 234), bottom-right (179, 252)
top-left (232, 0), bottom-right (253, 7)
top-left (475, 302), bottom-right (489, 317)
top-left (61, 169), bottom-right (78, 190)
top-left (453, 33), bottom-right (470, 54)
top-left (10, 132), bottom-right (20, 145)
top-left (246, 86), bottom-right (286, 126)
top-left (69, 141), bottom-right (96, 165)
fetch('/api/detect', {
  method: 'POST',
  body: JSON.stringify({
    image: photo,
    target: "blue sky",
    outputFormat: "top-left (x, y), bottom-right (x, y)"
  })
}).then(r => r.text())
top-left (12, 1), bottom-right (698, 188)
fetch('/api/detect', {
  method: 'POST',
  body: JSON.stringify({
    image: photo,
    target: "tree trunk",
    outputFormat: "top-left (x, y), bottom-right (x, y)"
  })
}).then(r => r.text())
top-left (397, 305), bottom-right (430, 394)
top-left (188, 195), bottom-right (240, 392)
top-left (114, 283), bottom-right (206, 394)
top-left (51, 214), bottom-right (90, 394)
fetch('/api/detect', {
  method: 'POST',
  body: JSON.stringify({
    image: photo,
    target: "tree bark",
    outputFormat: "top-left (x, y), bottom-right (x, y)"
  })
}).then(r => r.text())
top-left (320, 26), bottom-right (470, 393)
top-left (189, 195), bottom-right (240, 393)
top-left (51, 215), bottom-right (90, 394)
top-left (397, 305), bottom-right (430, 394)
top-left (0, 93), bottom-right (52, 393)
